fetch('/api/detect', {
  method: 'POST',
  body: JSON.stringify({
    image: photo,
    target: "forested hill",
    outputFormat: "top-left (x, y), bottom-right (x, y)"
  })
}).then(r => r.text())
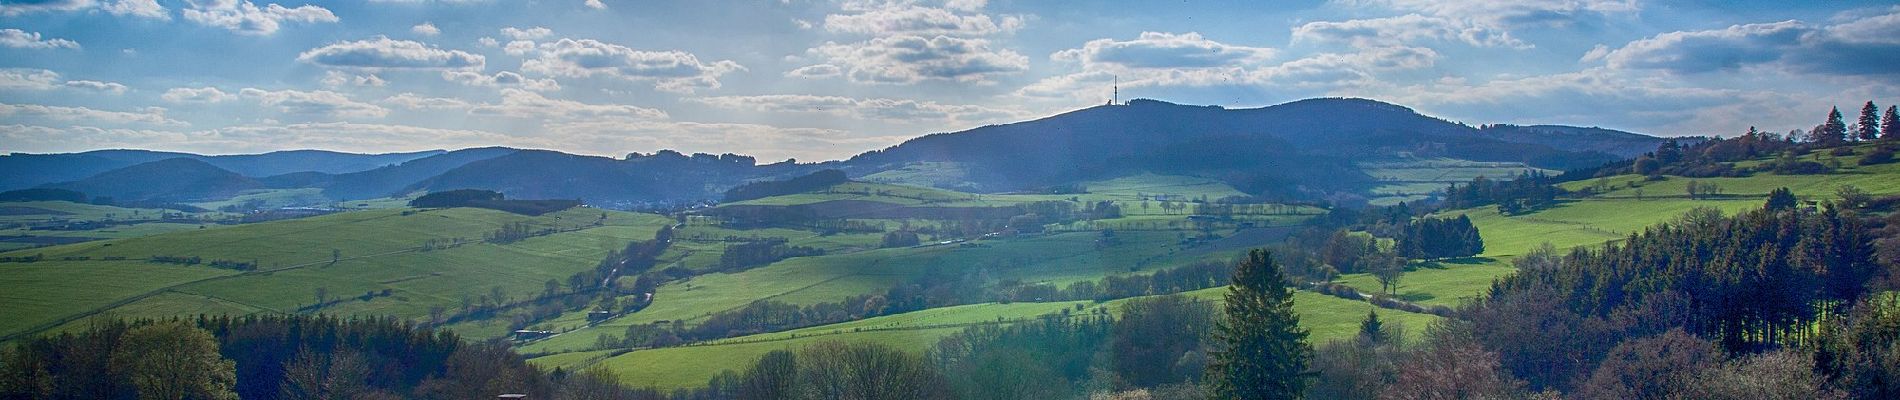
top-left (843, 98), bottom-right (1657, 194)
top-left (0, 149), bottom-right (442, 191)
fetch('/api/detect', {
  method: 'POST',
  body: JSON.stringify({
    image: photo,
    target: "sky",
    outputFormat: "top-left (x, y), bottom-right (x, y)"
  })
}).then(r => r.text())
top-left (2, 0), bottom-right (1897, 162)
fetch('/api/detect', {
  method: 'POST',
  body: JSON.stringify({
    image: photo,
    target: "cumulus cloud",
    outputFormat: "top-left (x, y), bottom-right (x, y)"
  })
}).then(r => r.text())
top-left (103, 0), bottom-right (167, 19)
top-left (0, 0), bottom-right (93, 16)
top-left (442, 70), bottom-right (561, 92)
top-left (1054, 32), bottom-right (1275, 69)
top-left (162, 86), bottom-right (232, 103)
top-left (1345, 0), bottom-right (1638, 28)
top-left (183, 0), bottom-right (338, 35)
top-left (520, 38), bottom-right (743, 94)
top-left (690, 94), bottom-right (1027, 124)
top-left (411, 22), bottom-right (440, 36)
top-left (584, 0), bottom-right (605, 10)
top-left (0, 69), bottom-right (64, 91)
top-left (379, 93), bottom-right (470, 110)
top-left (239, 88), bottom-right (389, 118)
top-left (468, 88), bottom-right (667, 120)
top-left (501, 26), bottom-right (552, 40)
top-left (62, 80), bottom-right (128, 94)
top-left (1293, 14), bottom-right (1525, 49)
top-left (0, 29), bottom-right (80, 49)
top-left (0, 103), bottom-right (186, 126)
top-left (802, 35), bottom-right (1026, 84)
top-left (824, 3), bottom-right (1024, 36)
top-left (321, 71), bottom-right (388, 87)
top-left (1595, 9), bottom-right (1900, 79)
top-left (297, 36), bottom-right (485, 71)
top-left (785, 64), bottom-right (843, 79)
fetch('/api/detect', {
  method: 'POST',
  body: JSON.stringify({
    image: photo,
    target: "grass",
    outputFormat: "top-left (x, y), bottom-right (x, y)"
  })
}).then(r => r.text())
top-left (0, 207), bottom-right (675, 341)
top-left (189, 188), bottom-right (330, 211)
top-left (559, 286), bottom-right (1440, 390)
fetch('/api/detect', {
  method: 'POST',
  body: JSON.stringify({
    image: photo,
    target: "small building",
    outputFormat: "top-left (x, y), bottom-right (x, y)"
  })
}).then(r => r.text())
top-left (587, 310), bottom-right (614, 322)
top-left (512, 330), bottom-right (554, 341)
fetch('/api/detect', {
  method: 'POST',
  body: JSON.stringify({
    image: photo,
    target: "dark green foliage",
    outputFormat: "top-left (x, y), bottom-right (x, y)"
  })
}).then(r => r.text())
top-left (931, 319), bottom-right (1113, 399)
top-left (0, 188), bottom-right (85, 203)
top-left (1860, 146), bottom-right (1894, 166)
top-left (1883, 106), bottom-right (1898, 140)
top-left (1397, 215), bottom-right (1483, 259)
top-left (1439, 173), bottom-right (1564, 211)
top-left (880, 230), bottom-right (921, 248)
top-left (1468, 205), bottom-right (1881, 392)
top-left (717, 238), bottom-right (823, 271)
top-left (0, 315), bottom-right (572, 400)
top-left (707, 341), bottom-right (951, 400)
top-left (1816, 107), bottom-right (1850, 144)
top-left (1111, 295), bottom-right (1215, 387)
top-left (1858, 102), bottom-right (1880, 141)
top-left (722, 170), bottom-right (847, 203)
top-left (1814, 293), bottom-right (1900, 400)
top-left (410, 189), bottom-right (578, 215)
top-left (1766, 187), bottom-right (1799, 211)
top-left (1209, 250), bottom-right (1311, 399)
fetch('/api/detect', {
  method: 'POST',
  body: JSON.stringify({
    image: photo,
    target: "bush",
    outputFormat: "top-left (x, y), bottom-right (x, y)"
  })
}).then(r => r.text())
top-left (1831, 147), bottom-right (1857, 156)
top-left (1859, 147), bottom-right (1894, 165)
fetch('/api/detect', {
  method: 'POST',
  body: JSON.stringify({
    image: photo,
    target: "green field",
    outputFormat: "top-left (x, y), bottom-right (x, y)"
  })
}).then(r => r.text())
top-left (0, 206), bottom-right (674, 340)
top-left (560, 287), bottom-right (1441, 390)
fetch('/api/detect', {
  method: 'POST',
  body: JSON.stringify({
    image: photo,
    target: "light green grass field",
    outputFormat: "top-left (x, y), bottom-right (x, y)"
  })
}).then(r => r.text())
top-left (189, 188), bottom-right (330, 211)
top-left (560, 287), bottom-right (1440, 390)
top-left (0, 207), bottom-right (674, 341)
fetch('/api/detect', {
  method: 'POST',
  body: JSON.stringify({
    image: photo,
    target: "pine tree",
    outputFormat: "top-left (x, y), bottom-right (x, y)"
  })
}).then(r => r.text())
top-left (1209, 249), bottom-right (1311, 400)
top-left (1858, 101), bottom-right (1880, 141)
top-left (1820, 107), bottom-right (1848, 145)
top-left (1357, 308), bottom-right (1385, 345)
top-left (1883, 105), bottom-right (1898, 140)
top-left (1765, 187), bottom-right (1798, 211)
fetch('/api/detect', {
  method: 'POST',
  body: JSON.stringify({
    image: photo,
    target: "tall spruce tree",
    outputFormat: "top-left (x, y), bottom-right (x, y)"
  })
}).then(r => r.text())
top-left (1858, 101), bottom-right (1881, 141)
top-left (1820, 107), bottom-right (1849, 144)
top-left (1209, 249), bottom-right (1311, 400)
top-left (1884, 105), bottom-right (1899, 140)
top-left (1357, 308), bottom-right (1385, 345)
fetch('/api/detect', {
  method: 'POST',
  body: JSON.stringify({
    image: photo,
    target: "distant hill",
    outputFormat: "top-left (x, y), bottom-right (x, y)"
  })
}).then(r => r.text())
top-left (1475, 124), bottom-right (1675, 159)
top-left (41, 158), bottom-right (263, 203)
top-left (0, 149), bottom-right (441, 191)
top-left (840, 98), bottom-right (1646, 196)
top-left (407, 150), bottom-right (807, 204)
top-left (315, 147), bottom-right (520, 200)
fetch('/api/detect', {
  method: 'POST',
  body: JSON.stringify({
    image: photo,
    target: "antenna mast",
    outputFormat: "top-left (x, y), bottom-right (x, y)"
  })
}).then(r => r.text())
top-left (1112, 76), bottom-right (1119, 105)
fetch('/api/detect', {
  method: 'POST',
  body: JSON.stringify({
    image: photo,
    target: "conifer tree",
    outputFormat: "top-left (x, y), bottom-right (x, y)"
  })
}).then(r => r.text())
top-left (1820, 107), bottom-right (1848, 144)
top-left (1858, 101), bottom-right (1880, 141)
top-left (1209, 249), bottom-right (1311, 400)
top-left (1357, 308), bottom-right (1385, 345)
top-left (1883, 105), bottom-right (1898, 140)
top-left (1765, 187), bottom-right (1798, 211)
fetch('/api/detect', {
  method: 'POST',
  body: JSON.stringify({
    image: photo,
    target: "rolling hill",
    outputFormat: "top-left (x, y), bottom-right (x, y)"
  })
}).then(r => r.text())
top-left (41, 158), bottom-right (264, 203)
top-left (0, 149), bottom-right (441, 191)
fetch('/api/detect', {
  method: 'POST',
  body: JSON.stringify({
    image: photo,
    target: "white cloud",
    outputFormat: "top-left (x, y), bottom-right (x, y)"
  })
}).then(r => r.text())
top-left (1053, 32), bottom-right (1275, 69)
top-left (0, 0), bottom-right (93, 16)
top-left (238, 88), bottom-right (389, 118)
top-left (584, 0), bottom-right (606, 10)
top-left (1344, 0), bottom-right (1638, 28)
top-left (0, 103), bottom-right (186, 126)
top-left (520, 38), bottom-right (743, 94)
top-left (1, 122), bottom-right (514, 155)
top-left (321, 71), bottom-right (389, 87)
top-left (540, 119), bottom-right (900, 162)
top-left (380, 93), bottom-right (470, 110)
top-left (0, 69), bottom-right (64, 91)
top-left (0, 29), bottom-right (80, 49)
top-left (468, 88), bottom-right (667, 120)
top-left (690, 94), bottom-right (1027, 124)
top-left (824, 3), bottom-right (1024, 36)
top-left (182, 0), bottom-right (338, 35)
top-left (62, 80), bottom-right (128, 94)
top-left (1595, 9), bottom-right (1900, 79)
top-left (501, 26), bottom-right (553, 40)
top-left (803, 35), bottom-right (1026, 84)
top-left (785, 64), bottom-right (843, 79)
top-left (297, 36), bottom-right (485, 71)
top-left (411, 22), bottom-right (440, 36)
top-left (162, 86), bottom-right (233, 103)
top-left (1292, 14), bottom-right (1526, 49)
top-left (442, 70), bottom-right (561, 91)
top-left (103, 0), bottom-right (167, 19)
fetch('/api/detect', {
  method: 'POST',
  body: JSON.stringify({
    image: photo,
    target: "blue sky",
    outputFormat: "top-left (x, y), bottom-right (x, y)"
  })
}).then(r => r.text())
top-left (2, 0), bottom-right (1897, 162)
